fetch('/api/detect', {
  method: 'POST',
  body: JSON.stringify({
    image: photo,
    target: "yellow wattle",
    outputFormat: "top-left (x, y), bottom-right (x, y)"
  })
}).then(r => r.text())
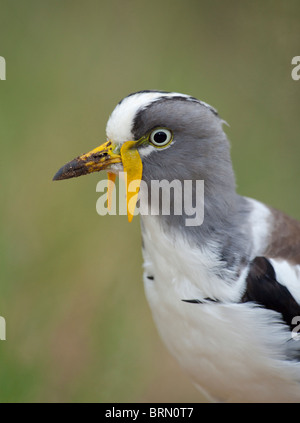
top-left (120, 141), bottom-right (143, 222)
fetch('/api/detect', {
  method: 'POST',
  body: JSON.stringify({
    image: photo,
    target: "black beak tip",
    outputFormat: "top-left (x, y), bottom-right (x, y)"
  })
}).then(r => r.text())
top-left (53, 166), bottom-right (66, 181)
top-left (52, 162), bottom-right (74, 181)
top-left (52, 158), bottom-right (89, 181)
top-left (52, 161), bottom-right (75, 181)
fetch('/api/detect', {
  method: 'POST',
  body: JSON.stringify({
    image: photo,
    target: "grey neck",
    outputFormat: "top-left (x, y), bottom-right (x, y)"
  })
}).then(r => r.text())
top-left (139, 179), bottom-right (252, 275)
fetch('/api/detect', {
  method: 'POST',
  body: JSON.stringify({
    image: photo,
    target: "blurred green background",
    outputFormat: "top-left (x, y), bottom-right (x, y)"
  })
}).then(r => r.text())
top-left (0, 0), bottom-right (299, 403)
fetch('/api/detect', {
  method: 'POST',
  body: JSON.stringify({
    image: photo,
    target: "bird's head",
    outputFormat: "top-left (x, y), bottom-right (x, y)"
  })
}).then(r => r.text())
top-left (53, 90), bottom-right (236, 223)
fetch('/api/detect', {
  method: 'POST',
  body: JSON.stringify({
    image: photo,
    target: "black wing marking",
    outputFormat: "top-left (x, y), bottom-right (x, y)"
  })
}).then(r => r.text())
top-left (182, 298), bottom-right (219, 304)
top-left (242, 257), bottom-right (300, 330)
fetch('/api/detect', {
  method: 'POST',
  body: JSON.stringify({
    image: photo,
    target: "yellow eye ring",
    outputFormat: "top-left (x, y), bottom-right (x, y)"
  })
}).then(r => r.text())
top-left (149, 128), bottom-right (173, 147)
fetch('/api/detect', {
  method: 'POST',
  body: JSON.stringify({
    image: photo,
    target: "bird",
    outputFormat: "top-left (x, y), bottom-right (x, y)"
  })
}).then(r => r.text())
top-left (53, 90), bottom-right (300, 402)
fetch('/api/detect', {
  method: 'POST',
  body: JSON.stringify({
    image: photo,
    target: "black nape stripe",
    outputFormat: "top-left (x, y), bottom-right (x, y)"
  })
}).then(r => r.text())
top-left (118, 90), bottom-right (169, 105)
top-left (147, 275), bottom-right (154, 281)
top-left (242, 257), bottom-right (300, 330)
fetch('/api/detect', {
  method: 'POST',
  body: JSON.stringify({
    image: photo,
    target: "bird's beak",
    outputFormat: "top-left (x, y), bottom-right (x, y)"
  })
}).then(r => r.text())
top-left (53, 140), bottom-right (143, 222)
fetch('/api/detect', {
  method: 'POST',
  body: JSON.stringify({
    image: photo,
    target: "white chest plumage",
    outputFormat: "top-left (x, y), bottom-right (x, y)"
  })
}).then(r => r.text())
top-left (140, 214), bottom-right (300, 402)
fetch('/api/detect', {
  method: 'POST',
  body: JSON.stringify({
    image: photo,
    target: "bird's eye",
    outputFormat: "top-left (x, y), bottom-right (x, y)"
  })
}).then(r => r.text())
top-left (149, 128), bottom-right (173, 147)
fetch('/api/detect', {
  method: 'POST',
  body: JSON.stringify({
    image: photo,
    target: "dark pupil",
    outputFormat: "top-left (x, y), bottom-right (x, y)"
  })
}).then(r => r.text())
top-left (153, 131), bottom-right (167, 144)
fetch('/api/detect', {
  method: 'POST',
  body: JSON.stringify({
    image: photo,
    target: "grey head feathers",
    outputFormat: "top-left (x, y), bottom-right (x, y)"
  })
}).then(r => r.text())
top-left (108, 91), bottom-right (253, 271)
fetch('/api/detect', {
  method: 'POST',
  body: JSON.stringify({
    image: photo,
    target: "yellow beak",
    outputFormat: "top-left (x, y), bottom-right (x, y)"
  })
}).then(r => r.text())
top-left (53, 140), bottom-right (143, 222)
